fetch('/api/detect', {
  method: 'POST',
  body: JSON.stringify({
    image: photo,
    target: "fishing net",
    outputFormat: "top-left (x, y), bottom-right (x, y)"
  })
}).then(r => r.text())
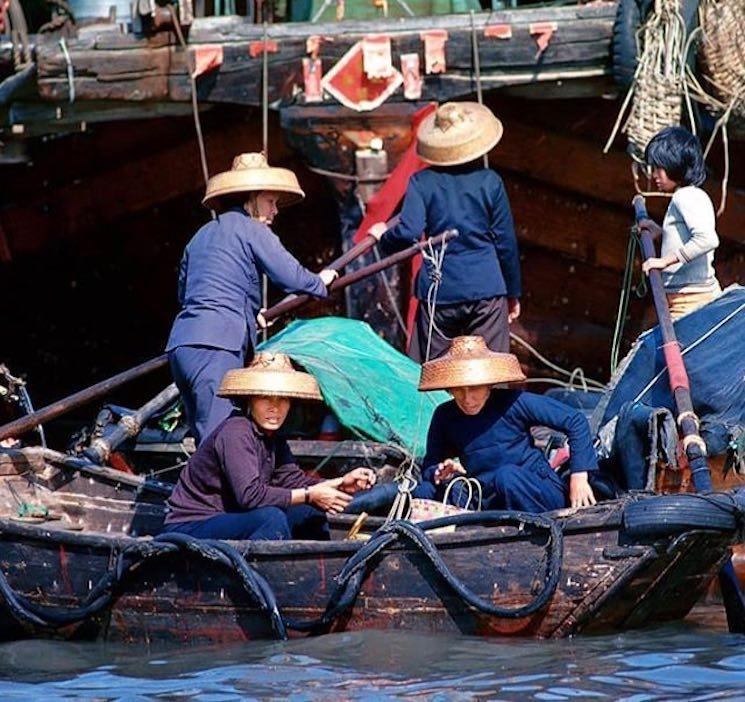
top-left (259, 317), bottom-right (448, 455)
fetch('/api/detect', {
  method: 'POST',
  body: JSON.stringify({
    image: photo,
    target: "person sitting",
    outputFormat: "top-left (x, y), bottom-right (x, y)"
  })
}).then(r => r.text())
top-left (161, 352), bottom-right (376, 540)
top-left (414, 336), bottom-right (598, 513)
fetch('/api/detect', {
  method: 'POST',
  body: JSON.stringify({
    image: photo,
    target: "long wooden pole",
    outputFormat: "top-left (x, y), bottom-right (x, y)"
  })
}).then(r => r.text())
top-left (0, 221), bottom-right (442, 442)
top-left (0, 355), bottom-right (168, 442)
top-left (264, 228), bottom-right (457, 323)
top-left (632, 196), bottom-right (711, 490)
top-left (633, 195), bottom-right (745, 633)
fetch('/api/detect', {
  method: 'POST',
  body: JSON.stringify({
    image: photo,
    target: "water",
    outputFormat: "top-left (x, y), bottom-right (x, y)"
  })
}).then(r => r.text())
top-left (1, 607), bottom-right (744, 700)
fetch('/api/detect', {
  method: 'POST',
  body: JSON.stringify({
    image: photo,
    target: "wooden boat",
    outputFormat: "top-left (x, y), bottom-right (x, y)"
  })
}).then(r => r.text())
top-left (0, 444), bottom-right (744, 643)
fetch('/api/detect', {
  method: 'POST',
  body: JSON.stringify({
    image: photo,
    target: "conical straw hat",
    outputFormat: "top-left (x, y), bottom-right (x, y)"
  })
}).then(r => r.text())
top-left (416, 102), bottom-right (504, 167)
top-left (418, 336), bottom-right (525, 391)
top-left (203, 153), bottom-right (305, 209)
top-left (218, 352), bottom-right (323, 401)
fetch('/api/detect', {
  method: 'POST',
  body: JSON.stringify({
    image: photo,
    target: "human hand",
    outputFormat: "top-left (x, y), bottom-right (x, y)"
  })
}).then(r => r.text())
top-left (308, 483), bottom-right (353, 514)
top-left (433, 458), bottom-right (466, 485)
top-left (641, 255), bottom-right (677, 274)
top-left (368, 222), bottom-right (388, 241)
top-left (256, 308), bottom-right (271, 329)
top-left (338, 467), bottom-right (377, 494)
top-left (319, 268), bottom-right (339, 286)
top-left (569, 472), bottom-right (597, 509)
top-left (507, 297), bottom-right (521, 323)
top-left (638, 218), bottom-right (662, 240)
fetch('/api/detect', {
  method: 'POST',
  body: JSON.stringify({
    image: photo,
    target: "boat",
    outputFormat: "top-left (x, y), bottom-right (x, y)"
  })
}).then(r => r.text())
top-left (1, 440), bottom-right (744, 643)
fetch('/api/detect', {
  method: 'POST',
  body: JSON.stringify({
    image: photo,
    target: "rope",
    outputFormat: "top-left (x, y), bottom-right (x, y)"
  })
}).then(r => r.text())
top-left (58, 38), bottom-right (75, 104)
top-left (605, 0), bottom-right (688, 160)
top-left (170, 7), bottom-right (211, 201)
top-left (283, 510), bottom-right (564, 630)
top-left (630, 298), bottom-right (745, 405)
top-left (0, 511), bottom-right (563, 637)
top-left (610, 226), bottom-right (648, 375)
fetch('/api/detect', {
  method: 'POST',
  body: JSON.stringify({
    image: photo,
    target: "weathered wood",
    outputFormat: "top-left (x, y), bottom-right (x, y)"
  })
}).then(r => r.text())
top-left (0, 491), bottom-right (735, 644)
top-left (34, 4), bottom-right (617, 105)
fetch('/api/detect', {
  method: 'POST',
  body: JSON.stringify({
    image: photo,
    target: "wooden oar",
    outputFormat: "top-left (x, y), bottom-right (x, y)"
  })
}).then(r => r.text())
top-left (633, 194), bottom-right (745, 633)
top-left (264, 228), bottom-right (458, 323)
top-left (0, 223), bottom-right (449, 442)
top-left (0, 355), bottom-right (169, 443)
top-left (270, 214), bottom-right (401, 311)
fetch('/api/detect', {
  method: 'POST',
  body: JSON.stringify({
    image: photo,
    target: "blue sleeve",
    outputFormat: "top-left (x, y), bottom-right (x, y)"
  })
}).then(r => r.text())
top-left (421, 404), bottom-right (454, 484)
top-left (513, 392), bottom-right (597, 473)
top-left (250, 224), bottom-right (328, 298)
top-left (176, 250), bottom-right (188, 305)
top-left (488, 173), bottom-right (521, 298)
top-left (380, 178), bottom-right (427, 255)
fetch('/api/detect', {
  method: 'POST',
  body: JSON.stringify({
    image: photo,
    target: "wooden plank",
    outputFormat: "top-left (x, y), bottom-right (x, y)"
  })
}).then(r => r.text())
top-left (35, 4), bottom-right (616, 105)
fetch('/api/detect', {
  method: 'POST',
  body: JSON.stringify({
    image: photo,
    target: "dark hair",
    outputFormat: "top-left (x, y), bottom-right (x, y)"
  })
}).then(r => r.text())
top-left (644, 126), bottom-right (707, 187)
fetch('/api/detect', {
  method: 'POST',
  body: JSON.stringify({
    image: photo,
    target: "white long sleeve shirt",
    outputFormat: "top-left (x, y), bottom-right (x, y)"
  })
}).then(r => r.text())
top-left (660, 185), bottom-right (720, 293)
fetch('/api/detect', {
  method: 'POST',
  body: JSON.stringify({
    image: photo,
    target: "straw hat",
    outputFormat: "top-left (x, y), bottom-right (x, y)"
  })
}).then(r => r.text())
top-left (218, 352), bottom-right (323, 401)
top-left (202, 153), bottom-right (305, 209)
top-left (416, 102), bottom-right (504, 167)
top-left (418, 336), bottom-right (525, 391)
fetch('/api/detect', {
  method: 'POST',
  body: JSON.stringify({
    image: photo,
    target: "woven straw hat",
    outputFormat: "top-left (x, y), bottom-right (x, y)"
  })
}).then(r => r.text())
top-left (418, 336), bottom-right (525, 391)
top-left (416, 102), bottom-right (504, 167)
top-left (203, 153), bottom-right (305, 209)
top-left (218, 352), bottom-right (323, 401)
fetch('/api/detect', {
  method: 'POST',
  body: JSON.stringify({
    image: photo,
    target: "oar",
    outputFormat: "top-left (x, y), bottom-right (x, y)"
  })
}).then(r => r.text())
top-left (0, 355), bottom-right (169, 443)
top-left (270, 214), bottom-right (401, 311)
top-left (264, 228), bottom-right (458, 323)
top-left (0, 224), bottom-right (448, 442)
top-left (633, 194), bottom-right (745, 633)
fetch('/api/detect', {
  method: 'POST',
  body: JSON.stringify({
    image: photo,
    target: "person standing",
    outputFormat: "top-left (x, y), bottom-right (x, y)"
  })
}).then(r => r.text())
top-left (368, 102), bottom-right (522, 362)
top-left (639, 126), bottom-right (721, 319)
top-left (166, 153), bottom-right (338, 444)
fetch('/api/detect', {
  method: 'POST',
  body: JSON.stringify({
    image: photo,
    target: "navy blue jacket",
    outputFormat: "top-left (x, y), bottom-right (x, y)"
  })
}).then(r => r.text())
top-left (422, 390), bottom-right (598, 484)
top-left (166, 209), bottom-right (327, 353)
top-left (380, 166), bottom-right (521, 304)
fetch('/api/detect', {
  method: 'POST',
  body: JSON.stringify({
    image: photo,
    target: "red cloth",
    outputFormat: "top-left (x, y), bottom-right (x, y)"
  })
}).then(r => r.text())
top-left (353, 103), bottom-right (436, 345)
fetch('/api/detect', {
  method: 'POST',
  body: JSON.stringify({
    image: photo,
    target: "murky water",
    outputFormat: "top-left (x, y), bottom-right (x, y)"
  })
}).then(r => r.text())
top-left (1, 607), bottom-right (744, 700)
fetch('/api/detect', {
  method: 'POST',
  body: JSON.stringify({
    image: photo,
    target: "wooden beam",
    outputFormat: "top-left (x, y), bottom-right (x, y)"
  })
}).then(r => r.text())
top-left (34, 4), bottom-right (615, 105)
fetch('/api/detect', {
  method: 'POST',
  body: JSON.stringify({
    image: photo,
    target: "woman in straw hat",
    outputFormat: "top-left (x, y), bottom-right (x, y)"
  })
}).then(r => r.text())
top-left (166, 153), bottom-right (338, 445)
top-left (162, 352), bottom-right (376, 540)
top-left (368, 102), bottom-right (521, 363)
top-left (414, 336), bottom-right (597, 513)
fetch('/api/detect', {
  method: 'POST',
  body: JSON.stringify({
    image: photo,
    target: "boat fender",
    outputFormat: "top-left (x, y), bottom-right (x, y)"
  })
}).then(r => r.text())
top-left (622, 491), bottom-right (745, 540)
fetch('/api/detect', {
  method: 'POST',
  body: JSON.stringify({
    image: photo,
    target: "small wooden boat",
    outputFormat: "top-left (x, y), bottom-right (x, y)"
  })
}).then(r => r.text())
top-left (0, 445), bottom-right (743, 644)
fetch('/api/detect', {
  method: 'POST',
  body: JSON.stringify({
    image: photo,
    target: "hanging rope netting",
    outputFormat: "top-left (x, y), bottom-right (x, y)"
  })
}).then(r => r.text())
top-left (606, 0), bottom-right (688, 162)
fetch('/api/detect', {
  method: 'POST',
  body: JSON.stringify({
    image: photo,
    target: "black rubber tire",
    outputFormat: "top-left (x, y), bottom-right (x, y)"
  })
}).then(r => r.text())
top-left (622, 493), bottom-right (744, 539)
top-left (612, 0), bottom-right (699, 89)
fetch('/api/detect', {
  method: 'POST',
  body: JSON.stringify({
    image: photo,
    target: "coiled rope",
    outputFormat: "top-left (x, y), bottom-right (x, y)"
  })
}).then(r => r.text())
top-left (0, 510), bottom-right (563, 639)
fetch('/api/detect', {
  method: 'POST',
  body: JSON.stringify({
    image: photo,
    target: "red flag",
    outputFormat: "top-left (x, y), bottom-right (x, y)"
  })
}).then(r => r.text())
top-left (353, 103), bottom-right (436, 347)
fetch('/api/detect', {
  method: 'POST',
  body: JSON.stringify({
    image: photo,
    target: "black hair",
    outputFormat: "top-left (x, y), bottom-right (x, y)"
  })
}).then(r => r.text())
top-left (644, 126), bottom-right (707, 187)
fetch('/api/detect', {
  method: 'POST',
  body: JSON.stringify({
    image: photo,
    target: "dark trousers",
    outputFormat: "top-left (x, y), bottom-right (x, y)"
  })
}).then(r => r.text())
top-left (409, 295), bottom-right (510, 363)
top-left (162, 504), bottom-right (330, 541)
top-left (169, 345), bottom-right (244, 445)
top-left (413, 464), bottom-right (566, 514)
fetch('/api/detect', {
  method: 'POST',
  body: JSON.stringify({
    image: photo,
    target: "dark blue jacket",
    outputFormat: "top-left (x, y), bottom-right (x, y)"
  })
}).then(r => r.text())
top-left (166, 209), bottom-right (327, 353)
top-left (380, 166), bottom-right (521, 304)
top-left (422, 390), bottom-right (598, 484)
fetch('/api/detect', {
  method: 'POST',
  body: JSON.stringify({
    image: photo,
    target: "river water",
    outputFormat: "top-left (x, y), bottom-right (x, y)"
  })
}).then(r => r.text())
top-left (1, 607), bottom-right (744, 700)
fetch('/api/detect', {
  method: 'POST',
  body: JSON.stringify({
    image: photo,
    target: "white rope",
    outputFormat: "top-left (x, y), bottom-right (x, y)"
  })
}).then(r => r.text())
top-left (631, 299), bottom-right (745, 405)
top-left (59, 38), bottom-right (75, 104)
top-left (509, 332), bottom-right (606, 391)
